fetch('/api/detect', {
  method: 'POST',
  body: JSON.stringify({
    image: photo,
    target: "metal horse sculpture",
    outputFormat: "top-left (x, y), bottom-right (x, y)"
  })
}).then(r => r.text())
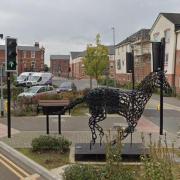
top-left (61, 71), bottom-right (171, 146)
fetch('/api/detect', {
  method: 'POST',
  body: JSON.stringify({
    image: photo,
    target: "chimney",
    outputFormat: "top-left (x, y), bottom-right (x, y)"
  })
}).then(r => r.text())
top-left (34, 42), bottom-right (39, 47)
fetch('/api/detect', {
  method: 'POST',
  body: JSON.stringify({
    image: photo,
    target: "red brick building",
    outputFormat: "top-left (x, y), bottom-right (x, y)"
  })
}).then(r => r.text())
top-left (70, 46), bottom-right (115, 80)
top-left (50, 55), bottom-right (70, 77)
top-left (0, 42), bottom-right (45, 74)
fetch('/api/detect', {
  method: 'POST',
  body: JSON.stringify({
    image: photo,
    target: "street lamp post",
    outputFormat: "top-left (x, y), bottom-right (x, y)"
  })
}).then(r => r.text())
top-left (112, 27), bottom-right (116, 87)
top-left (0, 34), bottom-right (4, 117)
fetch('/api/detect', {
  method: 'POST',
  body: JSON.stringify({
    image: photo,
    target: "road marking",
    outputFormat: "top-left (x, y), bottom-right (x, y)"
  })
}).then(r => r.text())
top-left (0, 153), bottom-right (30, 179)
top-left (24, 173), bottom-right (40, 179)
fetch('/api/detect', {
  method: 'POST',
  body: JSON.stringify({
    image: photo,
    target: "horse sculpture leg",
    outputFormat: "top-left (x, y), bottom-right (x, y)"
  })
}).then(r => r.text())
top-left (94, 113), bottom-right (106, 145)
top-left (89, 111), bottom-right (106, 148)
top-left (88, 115), bottom-right (97, 149)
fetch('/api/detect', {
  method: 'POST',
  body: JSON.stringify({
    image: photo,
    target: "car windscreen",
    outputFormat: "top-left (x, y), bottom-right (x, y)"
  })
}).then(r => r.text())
top-left (17, 75), bottom-right (27, 81)
top-left (60, 82), bottom-right (71, 88)
top-left (27, 86), bottom-right (41, 93)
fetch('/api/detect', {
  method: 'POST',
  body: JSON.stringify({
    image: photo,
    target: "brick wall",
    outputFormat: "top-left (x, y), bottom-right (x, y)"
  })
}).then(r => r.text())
top-left (175, 50), bottom-right (180, 94)
top-left (50, 59), bottom-right (69, 78)
top-left (134, 54), bottom-right (151, 82)
top-left (116, 73), bottom-right (131, 85)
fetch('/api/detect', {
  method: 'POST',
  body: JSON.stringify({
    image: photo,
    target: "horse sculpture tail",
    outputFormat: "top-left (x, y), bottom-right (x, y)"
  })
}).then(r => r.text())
top-left (61, 96), bottom-right (86, 114)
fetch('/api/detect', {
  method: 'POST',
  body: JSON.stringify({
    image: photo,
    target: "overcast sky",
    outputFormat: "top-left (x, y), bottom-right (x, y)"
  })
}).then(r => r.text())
top-left (0, 0), bottom-right (180, 65)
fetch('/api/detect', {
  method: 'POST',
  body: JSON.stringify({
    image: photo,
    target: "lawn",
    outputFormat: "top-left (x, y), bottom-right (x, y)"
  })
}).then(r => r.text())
top-left (17, 148), bottom-right (69, 170)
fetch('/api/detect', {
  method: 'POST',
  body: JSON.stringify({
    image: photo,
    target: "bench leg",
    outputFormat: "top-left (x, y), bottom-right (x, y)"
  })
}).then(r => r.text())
top-left (58, 115), bottom-right (61, 134)
top-left (46, 115), bottom-right (49, 134)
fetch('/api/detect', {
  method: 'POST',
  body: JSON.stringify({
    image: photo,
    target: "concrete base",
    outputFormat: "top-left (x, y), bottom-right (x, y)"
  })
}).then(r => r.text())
top-left (75, 143), bottom-right (148, 162)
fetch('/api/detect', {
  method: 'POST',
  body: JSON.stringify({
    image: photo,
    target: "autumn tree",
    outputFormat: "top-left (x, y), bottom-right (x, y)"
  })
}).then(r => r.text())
top-left (83, 34), bottom-right (109, 88)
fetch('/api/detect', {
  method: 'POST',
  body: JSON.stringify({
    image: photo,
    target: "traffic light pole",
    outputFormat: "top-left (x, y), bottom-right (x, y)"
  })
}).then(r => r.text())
top-left (7, 72), bottom-right (11, 138)
top-left (0, 66), bottom-right (4, 117)
top-left (131, 48), bottom-right (135, 147)
top-left (160, 38), bottom-right (165, 135)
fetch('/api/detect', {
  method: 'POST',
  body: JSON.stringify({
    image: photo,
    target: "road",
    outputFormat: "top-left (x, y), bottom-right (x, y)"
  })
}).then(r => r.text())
top-left (0, 153), bottom-right (31, 180)
top-left (0, 162), bottom-right (19, 180)
top-left (143, 109), bottom-right (180, 134)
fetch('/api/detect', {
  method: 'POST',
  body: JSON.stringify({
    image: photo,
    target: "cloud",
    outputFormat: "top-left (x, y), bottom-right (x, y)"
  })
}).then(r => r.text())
top-left (0, 0), bottom-right (180, 65)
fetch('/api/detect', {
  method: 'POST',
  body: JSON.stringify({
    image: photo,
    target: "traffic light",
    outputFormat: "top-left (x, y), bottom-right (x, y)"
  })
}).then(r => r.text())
top-left (5, 37), bottom-right (17, 72)
top-left (126, 52), bottom-right (133, 73)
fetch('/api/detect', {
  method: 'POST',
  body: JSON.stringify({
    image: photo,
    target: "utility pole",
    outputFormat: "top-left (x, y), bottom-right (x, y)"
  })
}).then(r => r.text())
top-left (0, 34), bottom-right (4, 117)
top-left (0, 65), bottom-right (4, 117)
top-left (112, 27), bottom-right (116, 87)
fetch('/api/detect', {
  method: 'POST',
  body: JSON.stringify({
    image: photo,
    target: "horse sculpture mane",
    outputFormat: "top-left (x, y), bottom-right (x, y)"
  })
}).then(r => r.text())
top-left (62, 71), bottom-right (171, 146)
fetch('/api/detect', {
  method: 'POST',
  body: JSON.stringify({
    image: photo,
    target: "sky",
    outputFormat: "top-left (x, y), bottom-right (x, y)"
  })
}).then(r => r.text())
top-left (0, 0), bottom-right (180, 65)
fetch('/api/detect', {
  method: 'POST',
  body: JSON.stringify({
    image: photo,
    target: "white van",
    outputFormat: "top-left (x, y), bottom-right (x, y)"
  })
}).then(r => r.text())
top-left (16, 72), bottom-right (34, 87)
top-left (26, 72), bottom-right (53, 87)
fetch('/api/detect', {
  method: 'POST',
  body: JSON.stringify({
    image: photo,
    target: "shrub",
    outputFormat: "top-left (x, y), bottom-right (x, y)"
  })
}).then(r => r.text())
top-left (103, 129), bottom-right (136, 180)
top-left (98, 78), bottom-right (116, 87)
top-left (31, 135), bottom-right (71, 153)
top-left (141, 133), bottom-right (175, 180)
top-left (13, 96), bottom-right (38, 116)
top-left (63, 164), bottom-right (99, 180)
top-left (3, 86), bottom-right (24, 100)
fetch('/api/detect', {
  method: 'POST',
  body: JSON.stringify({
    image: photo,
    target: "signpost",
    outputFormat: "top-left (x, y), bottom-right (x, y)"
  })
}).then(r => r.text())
top-left (152, 38), bottom-right (165, 135)
top-left (0, 65), bottom-right (5, 117)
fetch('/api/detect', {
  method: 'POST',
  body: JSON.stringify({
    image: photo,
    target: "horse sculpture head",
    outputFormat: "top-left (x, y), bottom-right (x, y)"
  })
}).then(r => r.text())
top-left (153, 71), bottom-right (172, 94)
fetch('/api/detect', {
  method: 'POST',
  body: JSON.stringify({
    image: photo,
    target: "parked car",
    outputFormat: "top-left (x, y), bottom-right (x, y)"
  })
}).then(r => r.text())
top-left (18, 85), bottom-right (55, 99)
top-left (56, 81), bottom-right (77, 93)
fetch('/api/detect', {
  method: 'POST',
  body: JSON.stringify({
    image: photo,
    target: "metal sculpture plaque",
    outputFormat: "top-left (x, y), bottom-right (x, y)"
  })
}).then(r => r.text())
top-left (61, 71), bottom-right (171, 146)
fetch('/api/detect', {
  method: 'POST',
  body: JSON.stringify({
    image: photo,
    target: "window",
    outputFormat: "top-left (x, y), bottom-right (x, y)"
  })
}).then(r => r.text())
top-left (110, 62), bottom-right (114, 68)
top-left (23, 51), bottom-right (26, 58)
top-left (122, 60), bottom-right (124, 66)
top-left (117, 59), bottom-right (121, 70)
top-left (41, 53), bottom-right (44, 59)
top-left (165, 54), bottom-right (168, 65)
top-left (38, 87), bottom-right (46, 93)
top-left (31, 61), bottom-right (35, 69)
top-left (37, 77), bottom-right (42, 82)
top-left (31, 51), bottom-right (35, 58)
top-left (164, 29), bottom-right (170, 43)
top-left (153, 33), bottom-right (160, 42)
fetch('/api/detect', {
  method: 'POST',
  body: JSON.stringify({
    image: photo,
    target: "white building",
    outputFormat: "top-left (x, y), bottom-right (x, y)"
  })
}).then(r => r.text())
top-left (150, 13), bottom-right (180, 94)
top-left (115, 29), bottom-right (151, 84)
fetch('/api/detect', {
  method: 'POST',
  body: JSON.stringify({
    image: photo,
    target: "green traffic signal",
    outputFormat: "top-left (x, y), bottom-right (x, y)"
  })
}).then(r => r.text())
top-left (6, 37), bottom-right (17, 72)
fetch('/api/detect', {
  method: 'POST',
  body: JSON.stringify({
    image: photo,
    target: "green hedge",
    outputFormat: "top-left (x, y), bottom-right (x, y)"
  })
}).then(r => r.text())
top-left (63, 164), bottom-right (135, 180)
top-left (31, 135), bottom-right (71, 153)
top-left (63, 165), bottom-right (99, 180)
top-left (98, 78), bottom-right (116, 87)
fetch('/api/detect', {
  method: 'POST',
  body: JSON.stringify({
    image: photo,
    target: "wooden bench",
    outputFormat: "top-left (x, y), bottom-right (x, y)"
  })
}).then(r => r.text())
top-left (38, 100), bottom-right (71, 134)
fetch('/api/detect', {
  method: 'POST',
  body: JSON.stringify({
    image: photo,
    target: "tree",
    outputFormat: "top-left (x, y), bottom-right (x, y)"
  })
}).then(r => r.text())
top-left (44, 64), bottom-right (49, 72)
top-left (83, 34), bottom-right (109, 88)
